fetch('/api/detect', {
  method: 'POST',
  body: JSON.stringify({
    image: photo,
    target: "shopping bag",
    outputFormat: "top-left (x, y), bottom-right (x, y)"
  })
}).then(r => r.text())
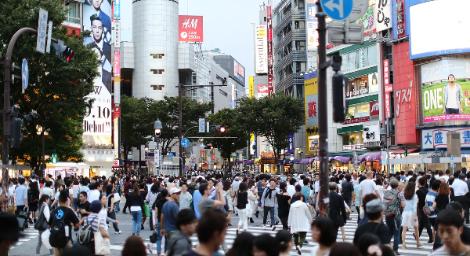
top-left (94, 231), bottom-right (111, 255)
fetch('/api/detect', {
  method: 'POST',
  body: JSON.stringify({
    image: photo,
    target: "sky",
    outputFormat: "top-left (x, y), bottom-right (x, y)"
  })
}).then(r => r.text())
top-left (121, 0), bottom-right (280, 80)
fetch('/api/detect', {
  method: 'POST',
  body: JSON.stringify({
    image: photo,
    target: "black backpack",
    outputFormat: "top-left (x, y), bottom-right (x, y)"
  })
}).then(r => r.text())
top-left (78, 216), bottom-right (97, 245)
top-left (49, 208), bottom-right (68, 248)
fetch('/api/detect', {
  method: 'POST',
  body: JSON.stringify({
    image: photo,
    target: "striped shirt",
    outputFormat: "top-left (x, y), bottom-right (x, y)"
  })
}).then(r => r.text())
top-left (86, 213), bottom-right (106, 232)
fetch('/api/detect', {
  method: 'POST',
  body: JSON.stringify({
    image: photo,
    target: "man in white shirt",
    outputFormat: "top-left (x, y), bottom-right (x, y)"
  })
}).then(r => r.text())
top-left (40, 181), bottom-right (54, 198)
top-left (88, 182), bottom-right (102, 203)
top-left (452, 173), bottom-right (469, 223)
top-left (287, 178), bottom-right (296, 197)
top-left (360, 171), bottom-right (379, 199)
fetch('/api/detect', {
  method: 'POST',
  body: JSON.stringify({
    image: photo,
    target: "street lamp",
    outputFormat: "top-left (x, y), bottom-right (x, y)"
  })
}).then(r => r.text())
top-left (154, 119), bottom-right (163, 176)
top-left (36, 125), bottom-right (49, 177)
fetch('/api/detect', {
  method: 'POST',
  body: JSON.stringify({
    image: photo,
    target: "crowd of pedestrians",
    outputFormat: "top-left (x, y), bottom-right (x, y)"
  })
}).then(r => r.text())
top-left (1, 168), bottom-right (470, 255)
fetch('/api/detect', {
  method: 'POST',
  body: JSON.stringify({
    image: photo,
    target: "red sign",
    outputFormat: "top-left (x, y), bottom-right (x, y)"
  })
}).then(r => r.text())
top-left (308, 101), bottom-right (317, 118)
top-left (392, 41), bottom-right (418, 144)
top-left (258, 84), bottom-right (269, 94)
top-left (370, 101), bottom-right (379, 117)
top-left (178, 15), bottom-right (203, 42)
top-left (343, 116), bottom-right (370, 125)
top-left (113, 106), bottom-right (121, 119)
top-left (266, 6), bottom-right (274, 94)
top-left (396, 0), bottom-right (406, 39)
top-left (385, 92), bottom-right (391, 119)
top-left (383, 59), bottom-right (390, 86)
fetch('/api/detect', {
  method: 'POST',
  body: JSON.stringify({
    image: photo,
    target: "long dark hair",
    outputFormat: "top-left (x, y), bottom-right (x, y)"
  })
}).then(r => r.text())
top-left (404, 182), bottom-right (416, 200)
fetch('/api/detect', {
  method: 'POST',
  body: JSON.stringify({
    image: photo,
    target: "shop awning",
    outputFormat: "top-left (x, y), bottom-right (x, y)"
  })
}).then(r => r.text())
top-left (299, 157), bottom-right (315, 164)
top-left (358, 152), bottom-right (381, 162)
top-left (347, 94), bottom-right (379, 106)
top-left (337, 125), bottom-right (363, 135)
top-left (330, 156), bottom-right (351, 163)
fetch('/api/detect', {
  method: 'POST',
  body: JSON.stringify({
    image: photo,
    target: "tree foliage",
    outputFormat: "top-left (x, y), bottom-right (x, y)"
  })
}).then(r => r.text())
top-left (0, 0), bottom-right (99, 170)
top-left (237, 94), bottom-right (304, 163)
top-left (121, 96), bottom-right (211, 159)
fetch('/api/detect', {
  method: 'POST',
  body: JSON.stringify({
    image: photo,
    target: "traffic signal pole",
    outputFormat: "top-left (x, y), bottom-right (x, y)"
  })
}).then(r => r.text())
top-left (316, 2), bottom-right (329, 216)
top-left (2, 27), bottom-right (36, 192)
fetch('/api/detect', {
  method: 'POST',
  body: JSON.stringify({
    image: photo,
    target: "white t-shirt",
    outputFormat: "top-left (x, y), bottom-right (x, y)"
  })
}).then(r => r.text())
top-left (287, 185), bottom-right (296, 197)
top-left (88, 189), bottom-right (101, 202)
top-left (360, 179), bottom-right (377, 198)
top-left (452, 179), bottom-right (469, 197)
top-left (446, 85), bottom-right (459, 109)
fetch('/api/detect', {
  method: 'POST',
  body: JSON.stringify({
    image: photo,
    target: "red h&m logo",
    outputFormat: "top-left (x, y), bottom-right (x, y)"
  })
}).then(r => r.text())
top-left (179, 15), bottom-right (204, 43)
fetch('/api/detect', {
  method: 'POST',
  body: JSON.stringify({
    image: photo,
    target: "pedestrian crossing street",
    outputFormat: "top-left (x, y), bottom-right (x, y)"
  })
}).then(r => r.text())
top-left (110, 213), bottom-right (434, 256)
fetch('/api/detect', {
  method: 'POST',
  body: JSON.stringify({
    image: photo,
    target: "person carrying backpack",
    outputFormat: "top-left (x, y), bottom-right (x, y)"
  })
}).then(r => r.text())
top-left (48, 190), bottom-right (80, 255)
top-left (382, 178), bottom-right (403, 254)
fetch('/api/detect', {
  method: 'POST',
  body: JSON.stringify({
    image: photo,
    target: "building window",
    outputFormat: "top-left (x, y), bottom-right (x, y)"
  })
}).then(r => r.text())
top-left (151, 69), bottom-right (165, 74)
top-left (150, 53), bottom-right (165, 59)
top-left (192, 72), bottom-right (197, 84)
top-left (151, 85), bottom-right (164, 90)
top-left (65, 2), bottom-right (80, 25)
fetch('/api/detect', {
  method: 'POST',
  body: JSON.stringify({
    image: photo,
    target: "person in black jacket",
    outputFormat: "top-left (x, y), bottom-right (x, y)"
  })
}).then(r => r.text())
top-left (341, 174), bottom-right (354, 208)
top-left (276, 182), bottom-right (291, 230)
top-left (417, 176), bottom-right (433, 241)
top-left (236, 182), bottom-right (249, 233)
top-left (127, 184), bottom-right (145, 236)
top-left (328, 182), bottom-right (347, 241)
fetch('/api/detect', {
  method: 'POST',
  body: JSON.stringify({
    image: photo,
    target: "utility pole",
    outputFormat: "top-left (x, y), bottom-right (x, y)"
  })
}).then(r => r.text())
top-left (2, 27), bottom-right (36, 192)
top-left (177, 81), bottom-right (227, 177)
top-left (316, 2), bottom-right (329, 216)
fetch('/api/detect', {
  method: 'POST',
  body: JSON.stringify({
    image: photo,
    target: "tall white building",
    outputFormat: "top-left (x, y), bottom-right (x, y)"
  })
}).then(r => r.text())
top-left (132, 0), bottom-right (179, 99)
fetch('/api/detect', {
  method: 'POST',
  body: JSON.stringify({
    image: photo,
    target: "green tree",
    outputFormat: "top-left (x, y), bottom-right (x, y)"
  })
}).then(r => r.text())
top-left (238, 94), bottom-right (304, 170)
top-left (0, 0), bottom-right (99, 172)
top-left (208, 108), bottom-right (249, 170)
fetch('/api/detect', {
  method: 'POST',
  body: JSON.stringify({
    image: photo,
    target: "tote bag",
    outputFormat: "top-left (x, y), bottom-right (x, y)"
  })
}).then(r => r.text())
top-left (94, 231), bottom-right (111, 256)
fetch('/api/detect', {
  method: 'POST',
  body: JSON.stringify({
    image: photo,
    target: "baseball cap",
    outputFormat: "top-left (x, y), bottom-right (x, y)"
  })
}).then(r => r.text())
top-left (169, 187), bottom-right (181, 195)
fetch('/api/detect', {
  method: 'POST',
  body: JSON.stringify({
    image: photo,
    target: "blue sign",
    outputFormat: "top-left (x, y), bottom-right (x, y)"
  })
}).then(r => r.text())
top-left (181, 138), bottom-right (190, 148)
top-left (21, 58), bottom-right (29, 93)
top-left (320, 0), bottom-right (353, 20)
top-left (287, 134), bottom-right (294, 154)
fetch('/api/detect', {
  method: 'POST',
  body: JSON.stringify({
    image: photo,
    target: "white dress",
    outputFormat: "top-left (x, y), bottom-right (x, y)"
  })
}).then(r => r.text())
top-left (401, 194), bottom-right (418, 228)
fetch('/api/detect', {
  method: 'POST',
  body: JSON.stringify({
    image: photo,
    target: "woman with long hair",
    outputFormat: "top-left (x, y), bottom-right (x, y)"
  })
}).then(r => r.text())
top-left (311, 216), bottom-right (337, 256)
top-left (433, 181), bottom-right (450, 213)
top-left (128, 183), bottom-right (144, 236)
top-left (276, 181), bottom-right (291, 230)
top-left (247, 179), bottom-right (258, 223)
top-left (226, 232), bottom-right (254, 256)
top-left (401, 182), bottom-right (421, 248)
top-left (152, 188), bottom-right (169, 256)
top-left (105, 185), bottom-right (121, 234)
top-left (236, 182), bottom-right (249, 233)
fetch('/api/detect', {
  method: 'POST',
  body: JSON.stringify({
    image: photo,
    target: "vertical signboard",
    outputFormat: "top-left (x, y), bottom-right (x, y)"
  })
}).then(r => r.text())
top-left (306, 0), bottom-right (318, 69)
top-left (112, 0), bottom-right (122, 159)
top-left (255, 25), bottom-right (268, 74)
top-left (36, 8), bottom-right (48, 53)
top-left (374, 0), bottom-right (392, 32)
top-left (304, 72), bottom-right (318, 156)
top-left (357, 0), bottom-right (377, 41)
top-left (266, 5), bottom-right (274, 94)
top-left (83, 0), bottom-right (113, 148)
top-left (178, 15), bottom-right (204, 43)
top-left (248, 76), bottom-right (255, 98)
top-left (396, 0), bottom-right (406, 39)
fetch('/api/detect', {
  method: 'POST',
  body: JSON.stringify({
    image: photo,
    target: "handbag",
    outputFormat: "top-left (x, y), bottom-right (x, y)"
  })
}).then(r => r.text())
top-left (94, 231), bottom-right (111, 255)
top-left (149, 231), bottom-right (158, 243)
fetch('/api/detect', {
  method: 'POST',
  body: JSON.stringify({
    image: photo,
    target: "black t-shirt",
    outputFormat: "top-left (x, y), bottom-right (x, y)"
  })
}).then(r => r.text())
top-left (353, 222), bottom-right (391, 245)
top-left (183, 250), bottom-right (204, 256)
top-left (236, 192), bottom-right (248, 209)
top-left (49, 206), bottom-right (80, 237)
top-left (78, 201), bottom-right (90, 217)
top-left (435, 194), bottom-right (450, 212)
top-left (277, 193), bottom-right (291, 218)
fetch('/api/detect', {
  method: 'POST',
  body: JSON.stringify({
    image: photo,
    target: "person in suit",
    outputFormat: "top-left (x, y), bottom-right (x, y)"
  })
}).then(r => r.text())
top-left (88, 0), bottom-right (111, 37)
top-left (85, 14), bottom-right (112, 92)
top-left (328, 182), bottom-right (348, 241)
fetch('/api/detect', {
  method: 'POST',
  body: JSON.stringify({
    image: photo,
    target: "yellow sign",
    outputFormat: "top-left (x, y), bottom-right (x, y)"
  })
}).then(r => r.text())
top-left (249, 76), bottom-right (255, 98)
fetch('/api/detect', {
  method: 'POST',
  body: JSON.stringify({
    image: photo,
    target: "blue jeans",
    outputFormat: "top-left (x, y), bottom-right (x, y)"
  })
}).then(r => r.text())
top-left (263, 206), bottom-right (275, 226)
top-left (131, 210), bottom-right (142, 235)
top-left (386, 216), bottom-right (401, 251)
top-left (155, 222), bottom-right (163, 254)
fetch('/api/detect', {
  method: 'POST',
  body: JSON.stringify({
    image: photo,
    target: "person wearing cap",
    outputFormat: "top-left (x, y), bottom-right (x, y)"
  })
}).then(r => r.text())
top-left (161, 187), bottom-right (181, 252)
top-left (353, 198), bottom-right (391, 246)
top-left (0, 213), bottom-right (24, 256)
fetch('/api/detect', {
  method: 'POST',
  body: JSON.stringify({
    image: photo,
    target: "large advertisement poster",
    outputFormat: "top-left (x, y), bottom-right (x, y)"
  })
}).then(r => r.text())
top-left (306, 0), bottom-right (318, 69)
top-left (304, 73), bottom-right (318, 127)
top-left (178, 15), bottom-right (204, 43)
top-left (422, 76), bottom-right (470, 123)
top-left (255, 25), bottom-right (268, 74)
top-left (83, 0), bottom-right (113, 147)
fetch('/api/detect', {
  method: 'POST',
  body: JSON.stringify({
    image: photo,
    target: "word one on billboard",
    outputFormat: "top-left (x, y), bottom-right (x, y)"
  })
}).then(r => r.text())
top-left (422, 74), bottom-right (470, 123)
top-left (179, 15), bottom-right (203, 43)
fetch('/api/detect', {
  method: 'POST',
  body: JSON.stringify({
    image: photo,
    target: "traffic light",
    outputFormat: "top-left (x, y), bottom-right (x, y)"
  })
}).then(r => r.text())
top-left (52, 40), bottom-right (74, 62)
top-left (331, 55), bottom-right (346, 123)
top-left (10, 107), bottom-right (22, 149)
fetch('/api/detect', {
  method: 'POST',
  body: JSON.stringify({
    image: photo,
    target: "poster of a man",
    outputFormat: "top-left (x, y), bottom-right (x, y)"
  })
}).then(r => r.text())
top-left (443, 74), bottom-right (463, 114)
top-left (87, 0), bottom-right (111, 37)
top-left (85, 14), bottom-right (112, 92)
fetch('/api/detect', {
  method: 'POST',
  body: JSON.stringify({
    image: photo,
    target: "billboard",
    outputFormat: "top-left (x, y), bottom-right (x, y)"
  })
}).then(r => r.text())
top-left (357, 0), bottom-right (377, 41)
top-left (409, 0), bottom-right (470, 59)
top-left (306, 0), bottom-right (318, 69)
top-left (374, 0), bottom-right (391, 32)
top-left (178, 15), bottom-right (204, 43)
top-left (304, 72), bottom-right (318, 128)
top-left (255, 25), bottom-right (268, 74)
top-left (421, 58), bottom-right (470, 124)
top-left (266, 6), bottom-right (274, 94)
top-left (257, 84), bottom-right (269, 98)
top-left (233, 61), bottom-right (245, 82)
top-left (83, 0), bottom-right (113, 147)
top-left (422, 128), bottom-right (470, 150)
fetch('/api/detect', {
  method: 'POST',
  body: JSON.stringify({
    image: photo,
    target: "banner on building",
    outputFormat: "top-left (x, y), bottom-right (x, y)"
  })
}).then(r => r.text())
top-left (374, 0), bottom-right (392, 32)
top-left (83, 0), bottom-right (113, 147)
top-left (304, 72), bottom-right (318, 128)
top-left (306, 0), bottom-right (318, 69)
top-left (248, 76), bottom-right (255, 98)
top-left (257, 84), bottom-right (269, 98)
top-left (255, 25), bottom-right (268, 74)
top-left (266, 5), bottom-right (274, 94)
top-left (178, 15), bottom-right (204, 42)
top-left (422, 128), bottom-right (470, 150)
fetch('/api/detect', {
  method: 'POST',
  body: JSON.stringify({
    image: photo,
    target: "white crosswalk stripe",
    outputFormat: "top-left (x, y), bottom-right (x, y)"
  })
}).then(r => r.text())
top-left (109, 213), bottom-right (434, 256)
